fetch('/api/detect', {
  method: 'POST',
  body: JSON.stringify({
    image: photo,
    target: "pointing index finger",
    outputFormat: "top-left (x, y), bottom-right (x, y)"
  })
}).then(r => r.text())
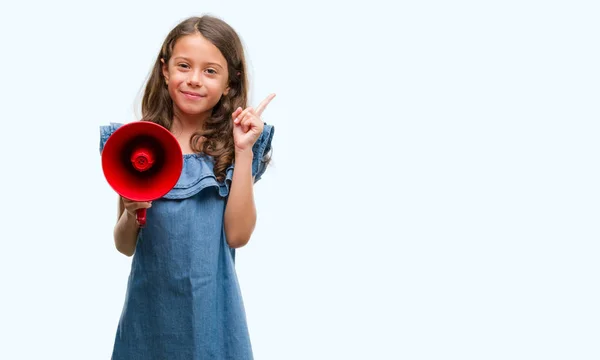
top-left (255, 93), bottom-right (276, 117)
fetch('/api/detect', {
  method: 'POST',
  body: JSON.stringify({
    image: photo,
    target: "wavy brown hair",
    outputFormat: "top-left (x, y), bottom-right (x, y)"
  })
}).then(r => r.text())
top-left (141, 15), bottom-right (248, 182)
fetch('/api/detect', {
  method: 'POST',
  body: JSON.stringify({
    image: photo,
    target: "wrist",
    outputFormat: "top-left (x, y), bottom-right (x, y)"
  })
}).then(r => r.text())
top-left (234, 148), bottom-right (254, 160)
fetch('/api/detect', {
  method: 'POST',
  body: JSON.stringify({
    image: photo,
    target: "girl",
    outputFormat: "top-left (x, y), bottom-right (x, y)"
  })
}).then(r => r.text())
top-left (99, 15), bottom-right (275, 359)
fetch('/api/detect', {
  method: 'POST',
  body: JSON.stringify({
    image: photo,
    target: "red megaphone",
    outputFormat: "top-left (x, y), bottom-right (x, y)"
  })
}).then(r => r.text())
top-left (101, 121), bottom-right (183, 227)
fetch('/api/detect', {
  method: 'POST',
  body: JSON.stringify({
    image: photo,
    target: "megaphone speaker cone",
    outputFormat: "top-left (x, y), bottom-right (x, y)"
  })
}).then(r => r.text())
top-left (101, 121), bottom-right (183, 226)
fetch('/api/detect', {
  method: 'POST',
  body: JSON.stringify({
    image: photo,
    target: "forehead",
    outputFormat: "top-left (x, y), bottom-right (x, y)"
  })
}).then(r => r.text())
top-left (171, 33), bottom-right (227, 66)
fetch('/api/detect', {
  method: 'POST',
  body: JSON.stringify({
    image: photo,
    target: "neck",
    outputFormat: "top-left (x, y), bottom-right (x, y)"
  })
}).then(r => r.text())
top-left (170, 107), bottom-right (211, 135)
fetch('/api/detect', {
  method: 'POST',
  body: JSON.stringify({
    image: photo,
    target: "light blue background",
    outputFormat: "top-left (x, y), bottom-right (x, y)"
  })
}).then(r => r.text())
top-left (0, 0), bottom-right (598, 359)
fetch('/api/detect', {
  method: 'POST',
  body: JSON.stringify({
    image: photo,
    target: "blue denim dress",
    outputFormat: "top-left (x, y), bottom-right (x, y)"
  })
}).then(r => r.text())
top-left (99, 122), bottom-right (274, 360)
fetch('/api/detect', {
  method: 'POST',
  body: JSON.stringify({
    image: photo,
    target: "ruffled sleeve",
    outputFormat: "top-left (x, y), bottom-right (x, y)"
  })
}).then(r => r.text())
top-left (99, 122), bottom-right (124, 154)
top-left (251, 123), bottom-right (275, 183)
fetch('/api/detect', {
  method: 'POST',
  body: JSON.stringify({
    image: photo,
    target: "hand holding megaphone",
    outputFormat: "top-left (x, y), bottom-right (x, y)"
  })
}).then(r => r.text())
top-left (122, 197), bottom-right (153, 226)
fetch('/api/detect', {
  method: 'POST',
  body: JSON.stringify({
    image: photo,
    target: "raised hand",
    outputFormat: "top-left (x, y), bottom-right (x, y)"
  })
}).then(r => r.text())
top-left (232, 93), bottom-right (276, 152)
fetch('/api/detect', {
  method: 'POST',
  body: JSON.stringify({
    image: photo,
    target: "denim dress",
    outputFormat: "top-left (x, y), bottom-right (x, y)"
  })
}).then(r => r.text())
top-left (99, 122), bottom-right (274, 360)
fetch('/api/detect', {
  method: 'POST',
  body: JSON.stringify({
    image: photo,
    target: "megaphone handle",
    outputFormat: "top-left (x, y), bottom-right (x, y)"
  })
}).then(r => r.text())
top-left (136, 208), bottom-right (147, 227)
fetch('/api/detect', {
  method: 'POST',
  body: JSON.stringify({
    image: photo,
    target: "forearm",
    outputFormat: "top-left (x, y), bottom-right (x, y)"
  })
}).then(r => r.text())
top-left (224, 149), bottom-right (257, 248)
top-left (114, 211), bottom-right (140, 257)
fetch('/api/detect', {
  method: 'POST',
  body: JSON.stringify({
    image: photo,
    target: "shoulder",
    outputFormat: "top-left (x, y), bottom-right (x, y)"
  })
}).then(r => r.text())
top-left (99, 122), bottom-right (124, 154)
top-left (252, 123), bottom-right (274, 158)
top-left (251, 123), bottom-right (275, 182)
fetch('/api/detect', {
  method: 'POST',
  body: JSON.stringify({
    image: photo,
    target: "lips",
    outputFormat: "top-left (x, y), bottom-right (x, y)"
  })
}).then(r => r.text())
top-left (181, 91), bottom-right (206, 99)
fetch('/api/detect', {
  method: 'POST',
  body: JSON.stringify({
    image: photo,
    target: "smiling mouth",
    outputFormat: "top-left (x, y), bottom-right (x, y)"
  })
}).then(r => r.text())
top-left (181, 91), bottom-right (206, 98)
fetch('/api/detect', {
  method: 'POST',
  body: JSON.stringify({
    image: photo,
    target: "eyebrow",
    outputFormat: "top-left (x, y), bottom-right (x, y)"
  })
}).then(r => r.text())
top-left (173, 57), bottom-right (225, 69)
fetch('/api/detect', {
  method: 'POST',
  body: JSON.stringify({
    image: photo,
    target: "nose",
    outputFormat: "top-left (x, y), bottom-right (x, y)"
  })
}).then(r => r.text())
top-left (187, 70), bottom-right (202, 87)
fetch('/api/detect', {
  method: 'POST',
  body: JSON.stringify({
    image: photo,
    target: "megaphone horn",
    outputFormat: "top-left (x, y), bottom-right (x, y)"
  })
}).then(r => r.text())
top-left (101, 121), bottom-right (183, 227)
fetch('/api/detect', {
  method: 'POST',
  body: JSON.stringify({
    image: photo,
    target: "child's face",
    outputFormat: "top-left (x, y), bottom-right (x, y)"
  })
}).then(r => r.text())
top-left (162, 33), bottom-right (230, 120)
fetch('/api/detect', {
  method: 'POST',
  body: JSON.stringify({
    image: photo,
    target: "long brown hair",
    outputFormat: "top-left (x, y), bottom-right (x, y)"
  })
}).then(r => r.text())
top-left (141, 15), bottom-right (248, 181)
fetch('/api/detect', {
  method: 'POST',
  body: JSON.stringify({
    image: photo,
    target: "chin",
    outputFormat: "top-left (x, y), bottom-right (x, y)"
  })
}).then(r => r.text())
top-left (177, 99), bottom-right (219, 115)
top-left (175, 103), bottom-right (210, 116)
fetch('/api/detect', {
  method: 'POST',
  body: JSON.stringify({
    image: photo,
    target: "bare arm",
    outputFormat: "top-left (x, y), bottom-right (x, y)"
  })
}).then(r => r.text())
top-left (113, 196), bottom-right (142, 257)
top-left (224, 149), bottom-right (257, 248)
top-left (224, 93), bottom-right (275, 248)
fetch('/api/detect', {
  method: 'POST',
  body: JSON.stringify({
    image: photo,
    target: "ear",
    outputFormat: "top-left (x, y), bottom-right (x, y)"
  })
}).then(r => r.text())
top-left (223, 86), bottom-right (230, 96)
top-left (161, 58), bottom-right (169, 82)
